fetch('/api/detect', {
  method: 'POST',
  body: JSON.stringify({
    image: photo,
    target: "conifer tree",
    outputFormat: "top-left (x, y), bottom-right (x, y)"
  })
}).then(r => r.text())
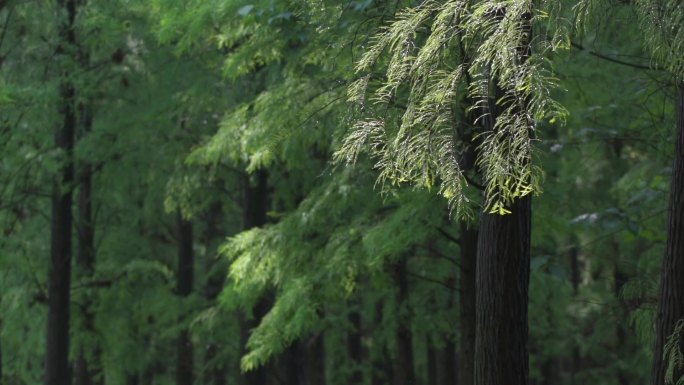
top-left (46, 1), bottom-right (79, 384)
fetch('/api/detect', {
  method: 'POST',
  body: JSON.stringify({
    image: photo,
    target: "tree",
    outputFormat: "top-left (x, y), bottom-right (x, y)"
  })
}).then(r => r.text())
top-left (45, 1), bottom-right (79, 384)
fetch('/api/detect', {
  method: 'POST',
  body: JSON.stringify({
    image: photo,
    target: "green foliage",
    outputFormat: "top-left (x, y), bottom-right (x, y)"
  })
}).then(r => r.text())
top-left (336, 0), bottom-right (569, 215)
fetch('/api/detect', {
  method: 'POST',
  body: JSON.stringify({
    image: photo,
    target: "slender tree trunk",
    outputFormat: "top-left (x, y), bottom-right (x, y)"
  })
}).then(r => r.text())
top-left (473, 196), bottom-right (531, 385)
top-left (204, 201), bottom-right (227, 385)
top-left (440, 339), bottom-right (457, 385)
top-left (459, 221), bottom-right (477, 385)
top-left (371, 299), bottom-right (394, 385)
top-left (45, 2), bottom-right (77, 384)
top-left (241, 170), bottom-right (271, 385)
top-left (427, 338), bottom-right (437, 385)
top-left (74, 106), bottom-right (101, 385)
top-left (568, 244), bottom-right (581, 385)
top-left (348, 309), bottom-right (363, 384)
top-left (651, 83), bottom-right (684, 385)
top-left (0, 316), bottom-right (3, 385)
top-left (612, 240), bottom-right (630, 385)
top-left (393, 259), bottom-right (416, 385)
top-left (305, 333), bottom-right (326, 385)
top-left (176, 212), bottom-right (194, 385)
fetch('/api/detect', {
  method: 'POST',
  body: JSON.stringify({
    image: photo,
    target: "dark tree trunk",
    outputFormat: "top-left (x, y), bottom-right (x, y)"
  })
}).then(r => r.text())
top-left (393, 259), bottom-right (416, 385)
top-left (473, 196), bottom-right (531, 385)
top-left (568, 244), bottom-right (581, 385)
top-left (347, 310), bottom-right (363, 384)
top-left (241, 169), bottom-right (272, 385)
top-left (176, 213), bottom-right (194, 385)
top-left (305, 333), bottom-right (326, 385)
top-left (371, 300), bottom-right (394, 385)
top-left (45, 2), bottom-right (77, 384)
top-left (651, 83), bottom-right (684, 385)
top-left (440, 339), bottom-right (457, 385)
top-left (74, 106), bottom-right (101, 385)
top-left (427, 338), bottom-right (437, 385)
top-left (459, 221), bottom-right (477, 385)
top-left (282, 342), bottom-right (302, 385)
top-left (613, 241), bottom-right (629, 385)
top-left (0, 317), bottom-right (3, 385)
top-left (203, 201), bottom-right (227, 385)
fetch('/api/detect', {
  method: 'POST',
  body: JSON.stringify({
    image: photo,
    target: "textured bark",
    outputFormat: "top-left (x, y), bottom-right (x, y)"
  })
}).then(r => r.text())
top-left (459, 221), bottom-right (477, 385)
top-left (473, 196), bottom-right (531, 385)
top-left (651, 83), bottom-right (684, 385)
top-left (176, 213), bottom-right (194, 385)
top-left (393, 259), bottom-right (416, 385)
top-left (45, 2), bottom-right (77, 384)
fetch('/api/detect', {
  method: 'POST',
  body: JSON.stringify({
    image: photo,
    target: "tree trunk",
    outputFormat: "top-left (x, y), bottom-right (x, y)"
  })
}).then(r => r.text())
top-left (393, 259), bottom-right (416, 385)
top-left (427, 338), bottom-right (437, 385)
top-left (347, 309), bottom-right (363, 384)
top-left (440, 339), bottom-right (457, 385)
top-left (305, 333), bottom-right (326, 385)
top-left (473, 196), bottom-right (531, 385)
top-left (612, 240), bottom-right (629, 385)
top-left (651, 83), bottom-right (684, 385)
top-left (204, 201), bottom-right (227, 385)
top-left (0, 317), bottom-right (3, 385)
top-left (459, 221), bottom-right (477, 385)
top-left (241, 169), bottom-right (271, 385)
top-left (176, 213), bottom-right (194, 385)
top-left (74, 105), bottom-right (101, 385)
top-left (45, 2), bottom-right (77, 384)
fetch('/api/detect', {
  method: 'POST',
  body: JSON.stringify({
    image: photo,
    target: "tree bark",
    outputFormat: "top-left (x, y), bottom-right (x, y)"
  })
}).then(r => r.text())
top-left (45, 2), bottom-right (77, 384)
top-left (473, 196), bottom-right (531, 385)
top-left (176, 213), bottom-right (194, 385)
top-left (650, 83), bottom-right (684, 385)
top-left (459, 221), bottom-right (477, 385)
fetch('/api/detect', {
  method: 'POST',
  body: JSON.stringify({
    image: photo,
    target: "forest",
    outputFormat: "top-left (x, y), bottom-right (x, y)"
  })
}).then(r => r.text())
top-left (0, 0), bottom-right (683, 385)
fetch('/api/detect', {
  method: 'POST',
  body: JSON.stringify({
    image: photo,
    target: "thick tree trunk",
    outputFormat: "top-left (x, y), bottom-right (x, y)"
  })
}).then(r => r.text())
top-left (176, 213), bottom-right (194, 385)
top-left (393, 259), bottom-right (416, 385)
top-left (45, 2), bottom-right (77, 384)
top-left (651, 83), bottom-right (684, 385)
top-left (473, 196), bottom-right (531, 385)
top-left (459, 221), bottom-right (477, 385)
